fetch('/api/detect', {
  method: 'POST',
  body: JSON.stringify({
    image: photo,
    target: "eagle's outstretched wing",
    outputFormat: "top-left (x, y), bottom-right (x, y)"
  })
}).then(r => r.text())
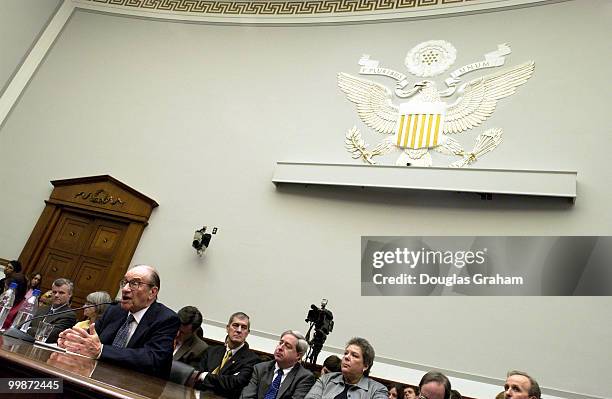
top-left (337, 72), bottom-right (399, 135)
top-left (444, 61), bottom-right (535, 134)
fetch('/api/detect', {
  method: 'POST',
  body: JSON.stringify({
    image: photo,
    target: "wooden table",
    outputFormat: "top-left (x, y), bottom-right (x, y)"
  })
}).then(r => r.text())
top-left (0, 334), bottom-right (208, 399)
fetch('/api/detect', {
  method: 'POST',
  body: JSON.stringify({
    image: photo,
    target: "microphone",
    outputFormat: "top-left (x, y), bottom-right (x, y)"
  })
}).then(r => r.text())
top-left (1, 300), bottom-right (119, 343)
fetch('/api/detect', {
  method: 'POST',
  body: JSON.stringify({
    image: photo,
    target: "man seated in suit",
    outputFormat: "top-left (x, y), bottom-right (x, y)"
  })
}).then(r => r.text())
top-left (193, 311), bottom-right (260, 398)
top-left (240, 330), bottom-right (315, 399)
top-left (173, 305), bottom-right (209, 367)
top-left (418, 371), bottom-right (452, 399)
top-left (503, 370), bottom-right (541, 399)
top-left (27, 278), bottom-right (76, 343)
top-left (58, 265), bottom-right (180, 379)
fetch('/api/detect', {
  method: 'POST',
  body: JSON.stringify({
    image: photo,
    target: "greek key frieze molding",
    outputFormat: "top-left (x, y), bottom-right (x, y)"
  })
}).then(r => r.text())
top-left (75, 0), bottom-right (562, 23)
top-left (85, 0), bottom-right (469, 15)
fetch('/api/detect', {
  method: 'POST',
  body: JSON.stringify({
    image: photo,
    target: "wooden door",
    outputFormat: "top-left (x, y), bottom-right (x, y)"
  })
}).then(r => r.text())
top-left (36, 211), bottom-right (129, 307)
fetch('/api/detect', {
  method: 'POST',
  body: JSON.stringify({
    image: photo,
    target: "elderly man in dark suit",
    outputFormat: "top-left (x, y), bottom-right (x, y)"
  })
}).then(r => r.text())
top-left (58, 265), bottom-right (180, 379)
top-left (193, 311), bottom-right (260, 398)
top-left (27, 277), bottom-right (76, 343)
top-left (173, 305), bottom-right (209, 367)
top-left (240, 330), bottom-right (315, 399)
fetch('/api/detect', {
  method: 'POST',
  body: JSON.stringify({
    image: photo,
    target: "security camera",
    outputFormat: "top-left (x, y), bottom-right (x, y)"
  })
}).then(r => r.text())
top-left (192, 227), bottom-right (205, 248)
top-left (192, 226), bottom-right (212, 256)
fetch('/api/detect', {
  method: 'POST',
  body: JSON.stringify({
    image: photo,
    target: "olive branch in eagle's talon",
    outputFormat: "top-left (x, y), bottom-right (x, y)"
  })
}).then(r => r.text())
top-left (345, 127), bottom-right (395, 165)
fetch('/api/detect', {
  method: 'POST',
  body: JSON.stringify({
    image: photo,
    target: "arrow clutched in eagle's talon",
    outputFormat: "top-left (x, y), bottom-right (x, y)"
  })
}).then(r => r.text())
top-left (448, 128), bottom-right (503, 168)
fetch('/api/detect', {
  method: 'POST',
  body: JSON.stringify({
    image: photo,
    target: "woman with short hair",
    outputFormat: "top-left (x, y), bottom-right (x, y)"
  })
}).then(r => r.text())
top-left (74, 291), bottom-right (111, 330)
top-left (305, 337), bottom-right (388, 399)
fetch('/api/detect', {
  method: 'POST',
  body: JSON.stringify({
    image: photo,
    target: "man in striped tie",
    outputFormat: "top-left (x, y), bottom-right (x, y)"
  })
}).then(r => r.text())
top-left (240, 330), bottom-right (315, 399)
top-left (194, 312), bottom-right (260, 398)
top-left (57, 265), bottom-right (179, 379)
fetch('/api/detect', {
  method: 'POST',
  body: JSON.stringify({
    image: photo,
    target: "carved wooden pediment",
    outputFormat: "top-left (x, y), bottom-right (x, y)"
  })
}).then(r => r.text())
top-left (49, 175), bottom-right (158, 222)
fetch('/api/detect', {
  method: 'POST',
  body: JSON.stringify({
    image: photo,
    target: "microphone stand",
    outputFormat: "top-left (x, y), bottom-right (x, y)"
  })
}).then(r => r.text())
top-left (1, 300), bottom-right (118, 343)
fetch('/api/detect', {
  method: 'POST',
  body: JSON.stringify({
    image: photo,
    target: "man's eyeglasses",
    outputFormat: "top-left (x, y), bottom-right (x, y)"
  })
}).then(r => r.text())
top-left (119, 279), bottom-right (154, 290)
top-left (417, 395), bottom-right (429, 399)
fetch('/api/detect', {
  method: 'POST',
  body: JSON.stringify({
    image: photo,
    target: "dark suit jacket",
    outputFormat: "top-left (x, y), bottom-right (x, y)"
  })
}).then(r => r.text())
top-left (28, 303), bottom-right (76, 344)
top-left (195, 342), bottom-right (260, 398)
top-left (174, 333), bottom-right (209, 368)
top-left (240, 360), bottom-right (315, 399)
top-left (95, 301), bottom-right (180, 379)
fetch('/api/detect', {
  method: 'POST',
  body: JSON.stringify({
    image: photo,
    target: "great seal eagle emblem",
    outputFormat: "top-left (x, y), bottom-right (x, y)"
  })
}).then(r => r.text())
top-left (338, 40), bottom-right (535, 167)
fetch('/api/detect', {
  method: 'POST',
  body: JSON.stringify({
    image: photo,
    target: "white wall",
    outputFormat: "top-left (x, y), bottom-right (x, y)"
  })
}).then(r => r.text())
top-left (0, 1), bottom-right (610, 398)
top-left (0, 0), bottom-right (60, 95)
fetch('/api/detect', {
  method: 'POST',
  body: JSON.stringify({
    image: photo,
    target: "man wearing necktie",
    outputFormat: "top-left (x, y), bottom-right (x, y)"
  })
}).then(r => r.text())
top-left (193, 312), bottom-right (260, 398)
top-left (27, 278), bottom-right (76, 343)
top-left (240, 330), bottom-right (315, 399)
top-left (58, 265), bottom-right (179, 379)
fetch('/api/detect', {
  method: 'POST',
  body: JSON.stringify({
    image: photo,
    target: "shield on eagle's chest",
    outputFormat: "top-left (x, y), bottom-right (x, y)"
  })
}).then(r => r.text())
top-left (394, 102), bottom-right (446, 149)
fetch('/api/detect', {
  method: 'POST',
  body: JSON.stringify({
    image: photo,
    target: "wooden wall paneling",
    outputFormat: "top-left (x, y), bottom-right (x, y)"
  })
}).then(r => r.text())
top-left (72, 257), bottom-right (111, 305)
top-left (84, 218), bottom-right (128, 262)
top-left (47, 211), bottom-right (95, 254)
top-left (18, 203), bottom-right (62, 274)
top-left (37, 248), bottom-right (79, 287)
top-left (103, 222), bottom-right (146, 297)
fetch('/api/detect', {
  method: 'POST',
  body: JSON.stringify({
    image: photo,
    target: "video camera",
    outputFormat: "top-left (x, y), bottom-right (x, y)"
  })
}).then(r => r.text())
top-left (304, 299), bottom-right (334, 364)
